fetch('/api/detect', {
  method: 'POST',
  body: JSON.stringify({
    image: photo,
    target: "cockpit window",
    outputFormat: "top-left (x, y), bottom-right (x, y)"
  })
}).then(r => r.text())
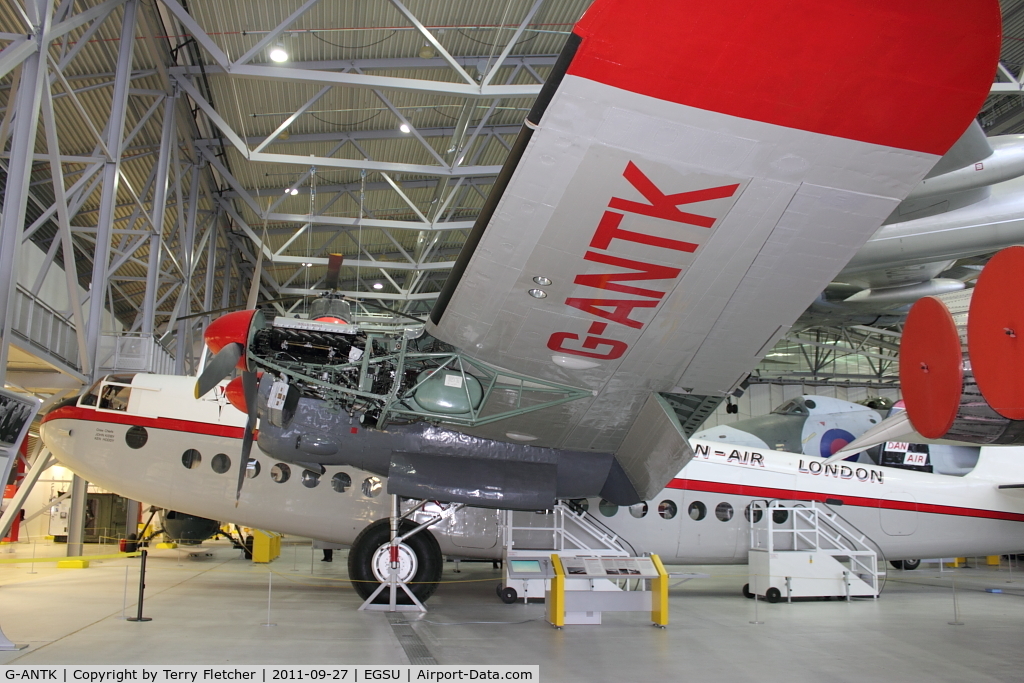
top-left (80, 374), bottom-right (137, 409)
top-left (98, 383), bottom-right (132, 412)
top-left (78, 380), bottom-right (103, 407)
top-left (771, 399), bottom-right (809, 417)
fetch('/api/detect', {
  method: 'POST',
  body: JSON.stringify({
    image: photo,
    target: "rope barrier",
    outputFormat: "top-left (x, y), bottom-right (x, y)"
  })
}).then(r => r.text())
top-left (0, 551), bottom-right (140, 565)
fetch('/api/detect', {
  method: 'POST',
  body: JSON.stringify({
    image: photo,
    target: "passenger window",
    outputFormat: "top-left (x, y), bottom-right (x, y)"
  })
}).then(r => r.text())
top-left (126, 426), bottom-right (148, 450)
top-left (332, 472), bottom-right (351, 493)
top-left (743, 503), bottom-right (763, 523)
top-left (182, 449), bottom-right (201, 469)
top-left (211, 453), bottom-right (231, 474)
top-left (772, 509), bottom-right (789, 525)
top-left (715, 502), bottom-right (734, 522)
top-left (629, 502), bottom-right (648, 519)
top-left (688, 501), bottom-right (706, 521)
top-left (271, 463), bottom-right (290, 483)
top-left (302, 469), bottom-right (321, 488)
top-left (245, 459), bottom-right (260, 479)
top-left (598, 499), bottom-right (618, 517)
top-left (362, 476), bottom-right (383, 497)
top-left (658, 500), bottom-right (677, 520)
top-left (270, 462), bottom-right (290, 483)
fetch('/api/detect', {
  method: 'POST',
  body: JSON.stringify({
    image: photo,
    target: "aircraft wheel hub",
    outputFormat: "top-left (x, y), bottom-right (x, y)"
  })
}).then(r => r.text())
top-left (371, 542), bottom-right (418, 584)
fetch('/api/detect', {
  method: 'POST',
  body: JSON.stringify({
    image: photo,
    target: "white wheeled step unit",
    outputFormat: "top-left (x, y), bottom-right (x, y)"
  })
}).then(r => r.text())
top-left (500, 501), bottom-right (631, 605)
top-left (748, 500), bottom-right (882, 603)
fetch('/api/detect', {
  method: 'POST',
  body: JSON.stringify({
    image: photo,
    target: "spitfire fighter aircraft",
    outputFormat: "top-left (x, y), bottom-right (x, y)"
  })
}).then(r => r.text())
top-left (183, 0), bottom-right (1000, 523)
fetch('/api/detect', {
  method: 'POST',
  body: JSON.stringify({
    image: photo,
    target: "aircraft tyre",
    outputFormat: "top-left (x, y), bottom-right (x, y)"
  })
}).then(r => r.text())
top-left (742, 583), bottom-right (753, 599)
top-left (765, 587), bottom-right (781, 603)
top-left (901, 559), bottom-right (921, 570)
top-left (348, 519), bottom-right (443, 604)
top-left (499, 586), bottom-right (518, 604)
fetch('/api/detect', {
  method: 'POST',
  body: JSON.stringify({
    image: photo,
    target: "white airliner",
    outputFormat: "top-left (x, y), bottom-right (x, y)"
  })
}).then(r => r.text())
top-left (39, 373), bottom-right (1024, 601)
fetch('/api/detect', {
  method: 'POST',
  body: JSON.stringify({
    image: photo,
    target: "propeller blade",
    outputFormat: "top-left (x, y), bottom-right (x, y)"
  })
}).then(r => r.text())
top-left (247, 227), bottom-right (268, 310)
top-left (325, 253), bottom-right (344, 291)
top-left (235, 370), bottom-right (259, 504)
top-left (194, 343), bottom-right (243, 398)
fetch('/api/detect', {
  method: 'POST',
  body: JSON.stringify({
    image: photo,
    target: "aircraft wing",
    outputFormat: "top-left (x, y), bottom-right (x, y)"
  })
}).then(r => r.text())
top-left (427, 0), bottom-right (999, 455)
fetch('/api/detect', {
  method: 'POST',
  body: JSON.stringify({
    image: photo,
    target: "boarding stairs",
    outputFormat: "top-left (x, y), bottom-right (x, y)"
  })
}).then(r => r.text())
top-left (748, 500), bottom-right (881, 601)
top-left (499, 501), bottom-right (635, 604)
top-left (503, 500), bottom-right (631, 555)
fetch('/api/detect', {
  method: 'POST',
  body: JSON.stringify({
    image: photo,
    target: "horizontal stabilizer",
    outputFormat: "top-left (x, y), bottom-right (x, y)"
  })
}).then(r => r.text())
top-left (614, 394), bottom-right (694, 500)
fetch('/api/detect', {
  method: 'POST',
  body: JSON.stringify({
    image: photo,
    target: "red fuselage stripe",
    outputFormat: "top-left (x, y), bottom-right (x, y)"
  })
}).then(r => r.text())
top-left (669, 478), bottom-right (1024, 523)
top-left (42, 405), bottom-right (246, 440)
top-left (41, 406), bottom-right (1024, 523)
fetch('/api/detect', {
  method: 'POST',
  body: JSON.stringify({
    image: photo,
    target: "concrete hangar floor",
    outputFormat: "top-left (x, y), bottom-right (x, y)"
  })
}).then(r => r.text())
top-left (0, 541), bottom-right (1022, 680)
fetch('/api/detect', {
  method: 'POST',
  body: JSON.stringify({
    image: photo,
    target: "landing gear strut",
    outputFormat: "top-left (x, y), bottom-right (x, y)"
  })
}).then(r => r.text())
top-left (350, 495), bottom-right (462, 610)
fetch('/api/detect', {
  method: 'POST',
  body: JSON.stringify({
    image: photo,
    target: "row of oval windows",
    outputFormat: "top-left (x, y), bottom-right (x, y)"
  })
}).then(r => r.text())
top-left (589, 498), bottom-right (789, 525)
top-left (178, 444), bottom-right (791, 524)
top-left (179, 448), bottom-right (383, 498)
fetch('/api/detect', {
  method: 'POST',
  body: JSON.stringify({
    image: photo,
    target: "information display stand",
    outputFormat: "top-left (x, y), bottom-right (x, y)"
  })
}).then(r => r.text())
top-left (545, 553), bottom-right (669, 627)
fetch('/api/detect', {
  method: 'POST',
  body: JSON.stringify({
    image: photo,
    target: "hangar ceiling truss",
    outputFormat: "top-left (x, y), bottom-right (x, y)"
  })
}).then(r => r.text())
top-left (0, 0), bottom-right (1022, 388)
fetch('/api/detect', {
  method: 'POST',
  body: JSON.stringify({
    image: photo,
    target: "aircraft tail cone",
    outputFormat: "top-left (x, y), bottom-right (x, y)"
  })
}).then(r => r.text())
top-left (968, 245), bottom-right (1024, 419)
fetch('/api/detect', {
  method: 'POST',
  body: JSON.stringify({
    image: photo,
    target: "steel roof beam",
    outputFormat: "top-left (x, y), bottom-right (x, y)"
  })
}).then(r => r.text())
top-left (172, 55), bottom-right (556, 75)
top-left (195, 124), bottom-right (521, 148)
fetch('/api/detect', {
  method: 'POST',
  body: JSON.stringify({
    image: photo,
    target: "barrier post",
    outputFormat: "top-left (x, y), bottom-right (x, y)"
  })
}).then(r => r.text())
top-left (650, 554), bottom-right (668, 628)
top-left (547, 554), bottom-right (564, 629)
top-left (126, 549), bottom-right (152, 622)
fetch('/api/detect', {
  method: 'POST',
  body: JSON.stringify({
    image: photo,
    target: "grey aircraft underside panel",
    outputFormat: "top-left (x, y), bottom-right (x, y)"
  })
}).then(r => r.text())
top-left (254, 380), bottom-right (641, 508)
top-left (613, 394), bottom-right (695, 501)
top-left (429, 73), bottom-right (934, 454)
top-left (388, 452), bottom-right (557, 510)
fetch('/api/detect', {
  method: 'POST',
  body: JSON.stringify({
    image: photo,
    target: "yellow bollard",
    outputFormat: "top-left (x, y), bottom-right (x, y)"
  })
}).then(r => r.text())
top-left (251, 530), bottom-right (281, 563)
top-left (547, 554), bottom-right (565, 628)
top-left (987, 555), bottom-right (1001, 566)
top-left (650, 554), bottom-right (669, 627)
top-left (57, 560), bottom-right (89, 569)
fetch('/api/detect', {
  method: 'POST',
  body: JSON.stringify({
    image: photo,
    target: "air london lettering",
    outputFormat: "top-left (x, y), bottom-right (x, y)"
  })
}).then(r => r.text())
top-left (694, 443), bottom-right (765, 467)
top-left (546, 161), bottom-right (740, 360)
top-left (800, 459), bottom-right (884, 484)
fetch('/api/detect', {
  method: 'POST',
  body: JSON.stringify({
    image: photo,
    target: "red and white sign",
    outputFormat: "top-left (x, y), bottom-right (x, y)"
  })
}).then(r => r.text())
top-left (904, 452), bottom-right (928, 466)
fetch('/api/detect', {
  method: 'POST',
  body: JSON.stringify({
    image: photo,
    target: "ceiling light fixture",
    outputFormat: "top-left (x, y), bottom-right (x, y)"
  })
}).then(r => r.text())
top-left (528, 288), bottom-right (547, 299)
top-left (399, 123), bottom-right (411, 134)
top-left (288, 187), bottom-right (299, 195)
top-left (372, 282), bottom-right (384, 290)
top-left (418, 44), bottom-right (436, 59)
top-left (269, 42), bottom-right (289, 63)
top-left (533, 276), bottom-right (552, 286)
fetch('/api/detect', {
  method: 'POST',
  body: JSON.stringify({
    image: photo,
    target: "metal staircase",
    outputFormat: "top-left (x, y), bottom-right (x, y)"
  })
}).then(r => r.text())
top-left (503, 501), bottom-right (630, 554)
top-left (748, 500), bottom-right (881, 601)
